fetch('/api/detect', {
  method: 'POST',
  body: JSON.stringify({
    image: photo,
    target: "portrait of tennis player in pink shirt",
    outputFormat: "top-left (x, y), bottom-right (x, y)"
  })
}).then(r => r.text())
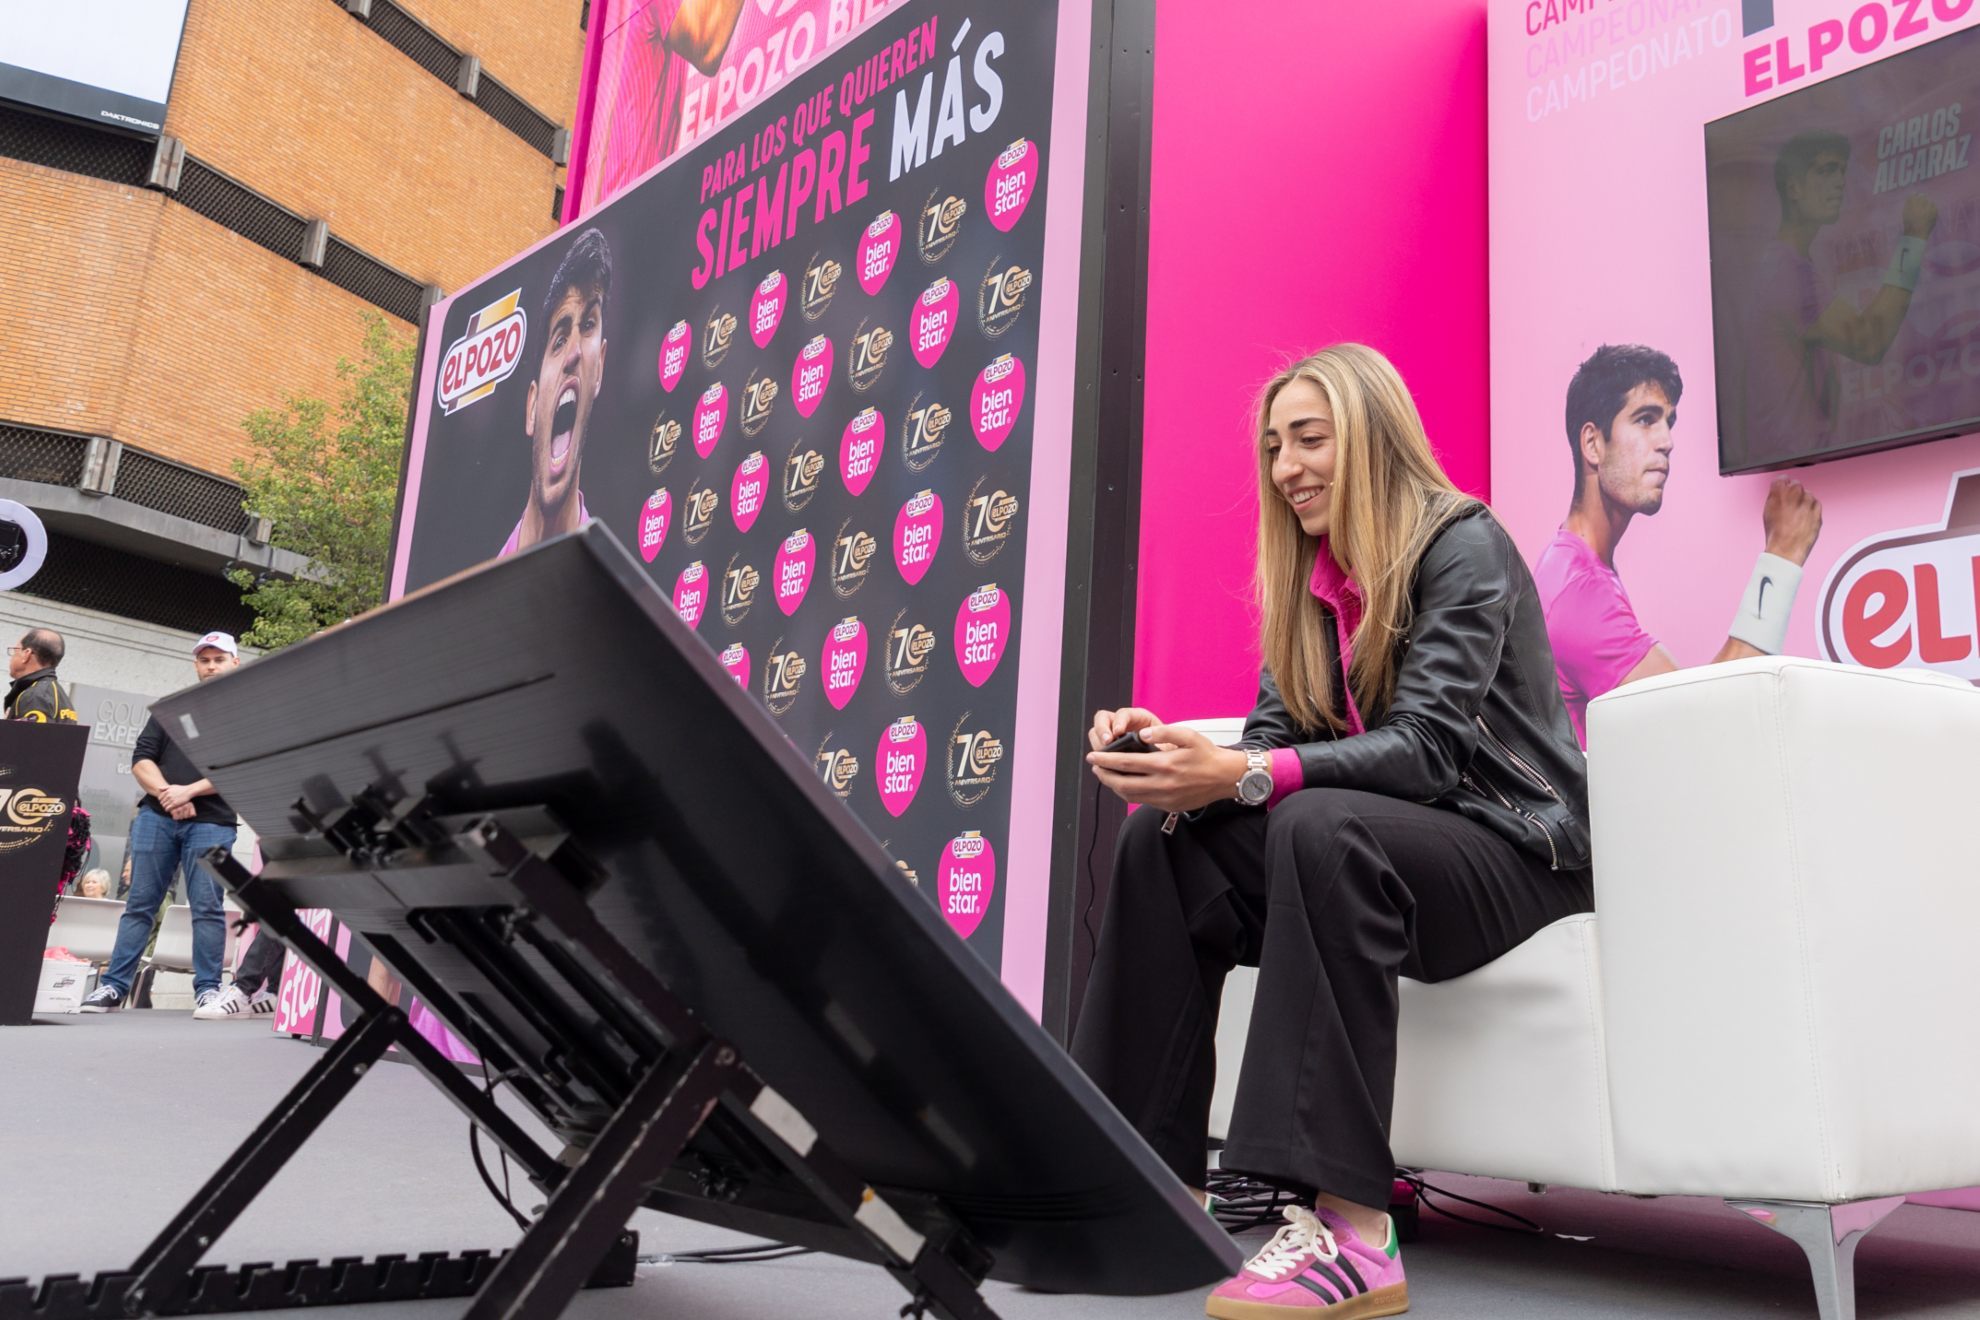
top-left (1533, 345), bottom-right (1825, 747)
top-left (500, 228), bottom-right (613, 558)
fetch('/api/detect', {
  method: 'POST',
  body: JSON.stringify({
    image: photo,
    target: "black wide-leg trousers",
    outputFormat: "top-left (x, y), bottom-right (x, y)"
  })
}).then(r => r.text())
top-left (1070, 788), bottom-right (1594, 1209)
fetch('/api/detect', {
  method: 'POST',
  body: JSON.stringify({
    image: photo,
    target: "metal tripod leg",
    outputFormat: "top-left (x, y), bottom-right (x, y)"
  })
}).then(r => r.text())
top-left (461, 1041), bottom-right (735, 1320)
top-left (1727, 1197), bottom-right (1904, 1320)
top-left (123, 1011), bottom-right (398, 1315)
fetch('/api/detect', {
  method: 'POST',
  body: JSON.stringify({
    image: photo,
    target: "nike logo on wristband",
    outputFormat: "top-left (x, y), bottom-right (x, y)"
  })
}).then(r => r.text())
top-left (1757, 575), bottom-right (1773, 616)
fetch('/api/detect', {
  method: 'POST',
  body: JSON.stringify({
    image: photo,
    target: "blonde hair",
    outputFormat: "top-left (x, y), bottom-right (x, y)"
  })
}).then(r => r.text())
top-left (78, 868), bottom-right (110, 897)
top-left (1254, 344), bottom-right (1478, 731)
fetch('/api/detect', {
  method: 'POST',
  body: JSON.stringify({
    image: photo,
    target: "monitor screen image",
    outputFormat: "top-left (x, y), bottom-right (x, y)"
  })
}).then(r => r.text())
top-left (1706, 22), bottom-right (1980, 474)
top-left (0, 0), bottom-right (192, 135)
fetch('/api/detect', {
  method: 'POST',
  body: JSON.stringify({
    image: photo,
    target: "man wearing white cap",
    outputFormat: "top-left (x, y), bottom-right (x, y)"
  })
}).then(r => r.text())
top-left (80, 632), bottom-right (242, 1012)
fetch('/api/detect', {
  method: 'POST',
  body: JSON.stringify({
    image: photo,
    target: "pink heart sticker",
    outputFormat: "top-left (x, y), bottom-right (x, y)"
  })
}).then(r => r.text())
top-left (673, 561), bottom-right (709, 629)
top-left (772, 529), bottom-right (816, 616)
top-left (820, 617), bottom-right (868, 710)
top-left (856, 210), bottom-right (902, 295)
top-left (731, 452), bottom-right (770, 532)
top-left (892, 490), bottom-right (943, 585)
top-left (970, 355), bottom-right (1026, 451)
top-left (985, 138), bottom-right (1040, 233)
top-left (792, 334), bottom-right (833, 419)
top-left (659, 319), bottom-right (691, 392)
top-left (938, 833), bottom-right (997, 939)
top-left (749, 270), bottom-right (788, 349)
top-left (693, 382), bottom-right (728, 458)
top-left (840, 408), bottom-right (884, 496)
top-left (954, 584), bottom-right (1011, 686)
top-left (909, 277), bottom-right (960, 369)
top-left (876, 716), bottom-right (928, 817)
top-left (636, 489), bottom-right (672, 563)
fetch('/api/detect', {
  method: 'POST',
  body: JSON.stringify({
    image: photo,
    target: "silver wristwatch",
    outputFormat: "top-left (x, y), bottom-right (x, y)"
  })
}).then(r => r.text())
top-left (1235, 747), bottom-right (1273, 806)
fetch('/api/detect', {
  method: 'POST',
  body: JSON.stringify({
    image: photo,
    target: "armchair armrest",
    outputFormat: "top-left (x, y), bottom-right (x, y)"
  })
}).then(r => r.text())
top-left (1587, 657), bottom-right (1980, 1201)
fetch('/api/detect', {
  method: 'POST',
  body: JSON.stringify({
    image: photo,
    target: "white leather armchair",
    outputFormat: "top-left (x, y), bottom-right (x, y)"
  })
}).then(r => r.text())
top-left (1199, 657), bottom-right (1980, 1320)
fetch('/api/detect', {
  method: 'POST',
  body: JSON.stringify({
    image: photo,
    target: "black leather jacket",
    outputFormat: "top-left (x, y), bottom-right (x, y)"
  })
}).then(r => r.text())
top-left (1239, 508), bottom-right (1591, 871)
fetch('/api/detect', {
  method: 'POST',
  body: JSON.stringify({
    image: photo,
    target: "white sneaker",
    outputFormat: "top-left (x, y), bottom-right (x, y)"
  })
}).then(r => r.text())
top-left (193, 986), bottom-right (276, 1020)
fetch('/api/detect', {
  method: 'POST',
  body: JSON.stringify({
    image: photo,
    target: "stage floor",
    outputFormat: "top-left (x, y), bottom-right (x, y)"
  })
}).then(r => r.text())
top-left (4, 1013), bottom-right (1976, 1319)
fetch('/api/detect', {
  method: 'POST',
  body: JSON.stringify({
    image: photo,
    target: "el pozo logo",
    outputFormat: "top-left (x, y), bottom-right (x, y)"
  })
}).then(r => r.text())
top-left (978, 258), bottom-right (1033, 338)
top-left (721, 554), bottom-right (760, 626)
top-left (438, 290), bottom-right (526, 415)
top-left (0, 784), bottom-right (65, 853)
top-left (702, 304), bottom-right (738, 368)
top-left (885, 608), bottom-right (937, 695)
top-left (814, 734), bottom-right (861, 800)
top-left (832, 518), bottom-right (877, 597)
top-left (947, 713), bottom-right (1005, 807)
top-left (784, 437), bottom-right (825, 512)
top-left (741, 366), bottom-right (779, 437)
top-left (648, 411), bottom-right (682, 475)
top-left (848, 319), bottom-right (894, 394)
top-left (684, 475), bottom-right (720, 546)
top-left (902, 392), bottom-right (950, 473)
top-left (965, 476), bottom-right (1021, 563)
top-left (802, 251), bottom-right (842, 320)
top-left (763, 637), bottom-right (806, 716)
top-left (1820, 467), bottom-right (1980, 682)
top-left (919, 188), bottom-right (967, 262)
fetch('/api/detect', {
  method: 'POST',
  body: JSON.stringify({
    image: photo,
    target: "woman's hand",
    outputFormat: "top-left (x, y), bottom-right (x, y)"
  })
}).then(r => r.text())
top-left (1087, 706), bottom-right (1160, 750)
top-left (1086, 720), bottom-right (1252, 812)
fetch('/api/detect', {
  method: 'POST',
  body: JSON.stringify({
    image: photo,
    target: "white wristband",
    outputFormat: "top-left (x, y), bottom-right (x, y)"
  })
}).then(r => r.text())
top-left (1728, 552), bottom-right (1804, 655)
top-left (1885, 235), bottom-right (1926, 292)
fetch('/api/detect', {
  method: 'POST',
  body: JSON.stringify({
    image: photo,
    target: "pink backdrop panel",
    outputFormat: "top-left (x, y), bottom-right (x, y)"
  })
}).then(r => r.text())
top-left (1488, 1), bottom-right (1980, 673)
top-left (1135, 0), bottom-right (1491, 723)
top-left (1490, 0), bottom-right (1980, 1215)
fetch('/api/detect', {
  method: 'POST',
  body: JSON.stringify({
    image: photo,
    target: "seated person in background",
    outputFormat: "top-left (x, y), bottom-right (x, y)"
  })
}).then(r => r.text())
top-left (1536, 344), bottom-right (1824, 748)
top-left (76, 869), bottom-right (109, 899)
top-left (1077, 344), bottom-right (1590, 1320)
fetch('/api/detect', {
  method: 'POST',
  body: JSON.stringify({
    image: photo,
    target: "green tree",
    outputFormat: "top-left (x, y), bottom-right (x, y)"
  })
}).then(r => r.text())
top-left (229, 314), bottom-right (414, 650)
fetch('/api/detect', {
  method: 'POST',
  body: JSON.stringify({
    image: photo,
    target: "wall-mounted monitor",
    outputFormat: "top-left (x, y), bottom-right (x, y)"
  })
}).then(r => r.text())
top-left (0, 0), bottom-right (193, 135)
top-left (1707, 22), bottom-right (1980, 474)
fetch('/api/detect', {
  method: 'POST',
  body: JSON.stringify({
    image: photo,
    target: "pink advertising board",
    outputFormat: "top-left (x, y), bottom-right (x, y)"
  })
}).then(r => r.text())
top-left (1491, 0), bottom-right (1980, 1210)
top-left (1134, 0), bottom-right (1492, 724)
top-left (570, 0), bottom-right (917, 218)
top-left (1490, 0), bottom-right (1980, 695)
top-left (402, 0), bottom-right (1100, 1022)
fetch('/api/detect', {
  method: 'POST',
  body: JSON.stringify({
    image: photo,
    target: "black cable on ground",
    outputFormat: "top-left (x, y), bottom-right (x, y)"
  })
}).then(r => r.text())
top-left (1393, 1171), bottom-right (1546, 1236)
top-left (639, 1243), bottom-right (817, 1265)
top-left (1205, 1169), bottom-right (1304, 1233)
top-left (468, 1118), bottom-right (533, 1232)
top-left (1204, 1169), bottom-right (1547, 1238)
top-left (460, 1017), bottom-right (535, 1232)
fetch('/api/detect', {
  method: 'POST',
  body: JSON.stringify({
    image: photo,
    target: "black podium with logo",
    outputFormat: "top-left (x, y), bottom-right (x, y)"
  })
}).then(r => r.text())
top-left (0, 720), bottom-right (87, 1026)
top-left (1, 528), bottom-right (1235, 1319)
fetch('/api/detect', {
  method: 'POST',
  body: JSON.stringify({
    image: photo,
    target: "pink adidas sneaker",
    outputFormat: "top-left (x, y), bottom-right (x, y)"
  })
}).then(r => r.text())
top-left (1205, 1205), bottom-right (1408, 1319)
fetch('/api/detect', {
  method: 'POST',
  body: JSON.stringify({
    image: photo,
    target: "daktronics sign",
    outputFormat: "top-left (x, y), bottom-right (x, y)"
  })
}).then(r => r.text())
top-left (1820, 469), bottom-right (1980, 681)
top-left (437, 290), bottom-right (527, 415)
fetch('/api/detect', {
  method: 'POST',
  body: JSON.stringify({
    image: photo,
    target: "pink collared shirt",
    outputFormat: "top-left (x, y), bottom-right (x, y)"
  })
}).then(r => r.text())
top-left (499, 493), bottom-right (590, 559)
top-left (1265, 540), bottom-right (1364, 805)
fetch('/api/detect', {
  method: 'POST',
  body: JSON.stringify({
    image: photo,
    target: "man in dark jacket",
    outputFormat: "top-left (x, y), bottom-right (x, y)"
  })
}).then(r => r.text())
top-left (80, 631), bottom-right (241, 1013)
top-left (5, 627), bottom-right (77, 723)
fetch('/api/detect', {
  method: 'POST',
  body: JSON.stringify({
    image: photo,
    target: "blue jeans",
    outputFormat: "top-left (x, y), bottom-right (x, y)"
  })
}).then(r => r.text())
top-left (104, 811), bottom-right (236, 997)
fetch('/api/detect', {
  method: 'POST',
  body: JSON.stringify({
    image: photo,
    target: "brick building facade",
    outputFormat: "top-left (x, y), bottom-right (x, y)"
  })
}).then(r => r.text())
top-left (0, 0), bottom-right (586, 668)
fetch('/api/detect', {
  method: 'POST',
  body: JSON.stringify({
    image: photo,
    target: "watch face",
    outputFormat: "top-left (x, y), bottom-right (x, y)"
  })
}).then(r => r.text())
top-left (1238, 769), bottom-right (1273, 806)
